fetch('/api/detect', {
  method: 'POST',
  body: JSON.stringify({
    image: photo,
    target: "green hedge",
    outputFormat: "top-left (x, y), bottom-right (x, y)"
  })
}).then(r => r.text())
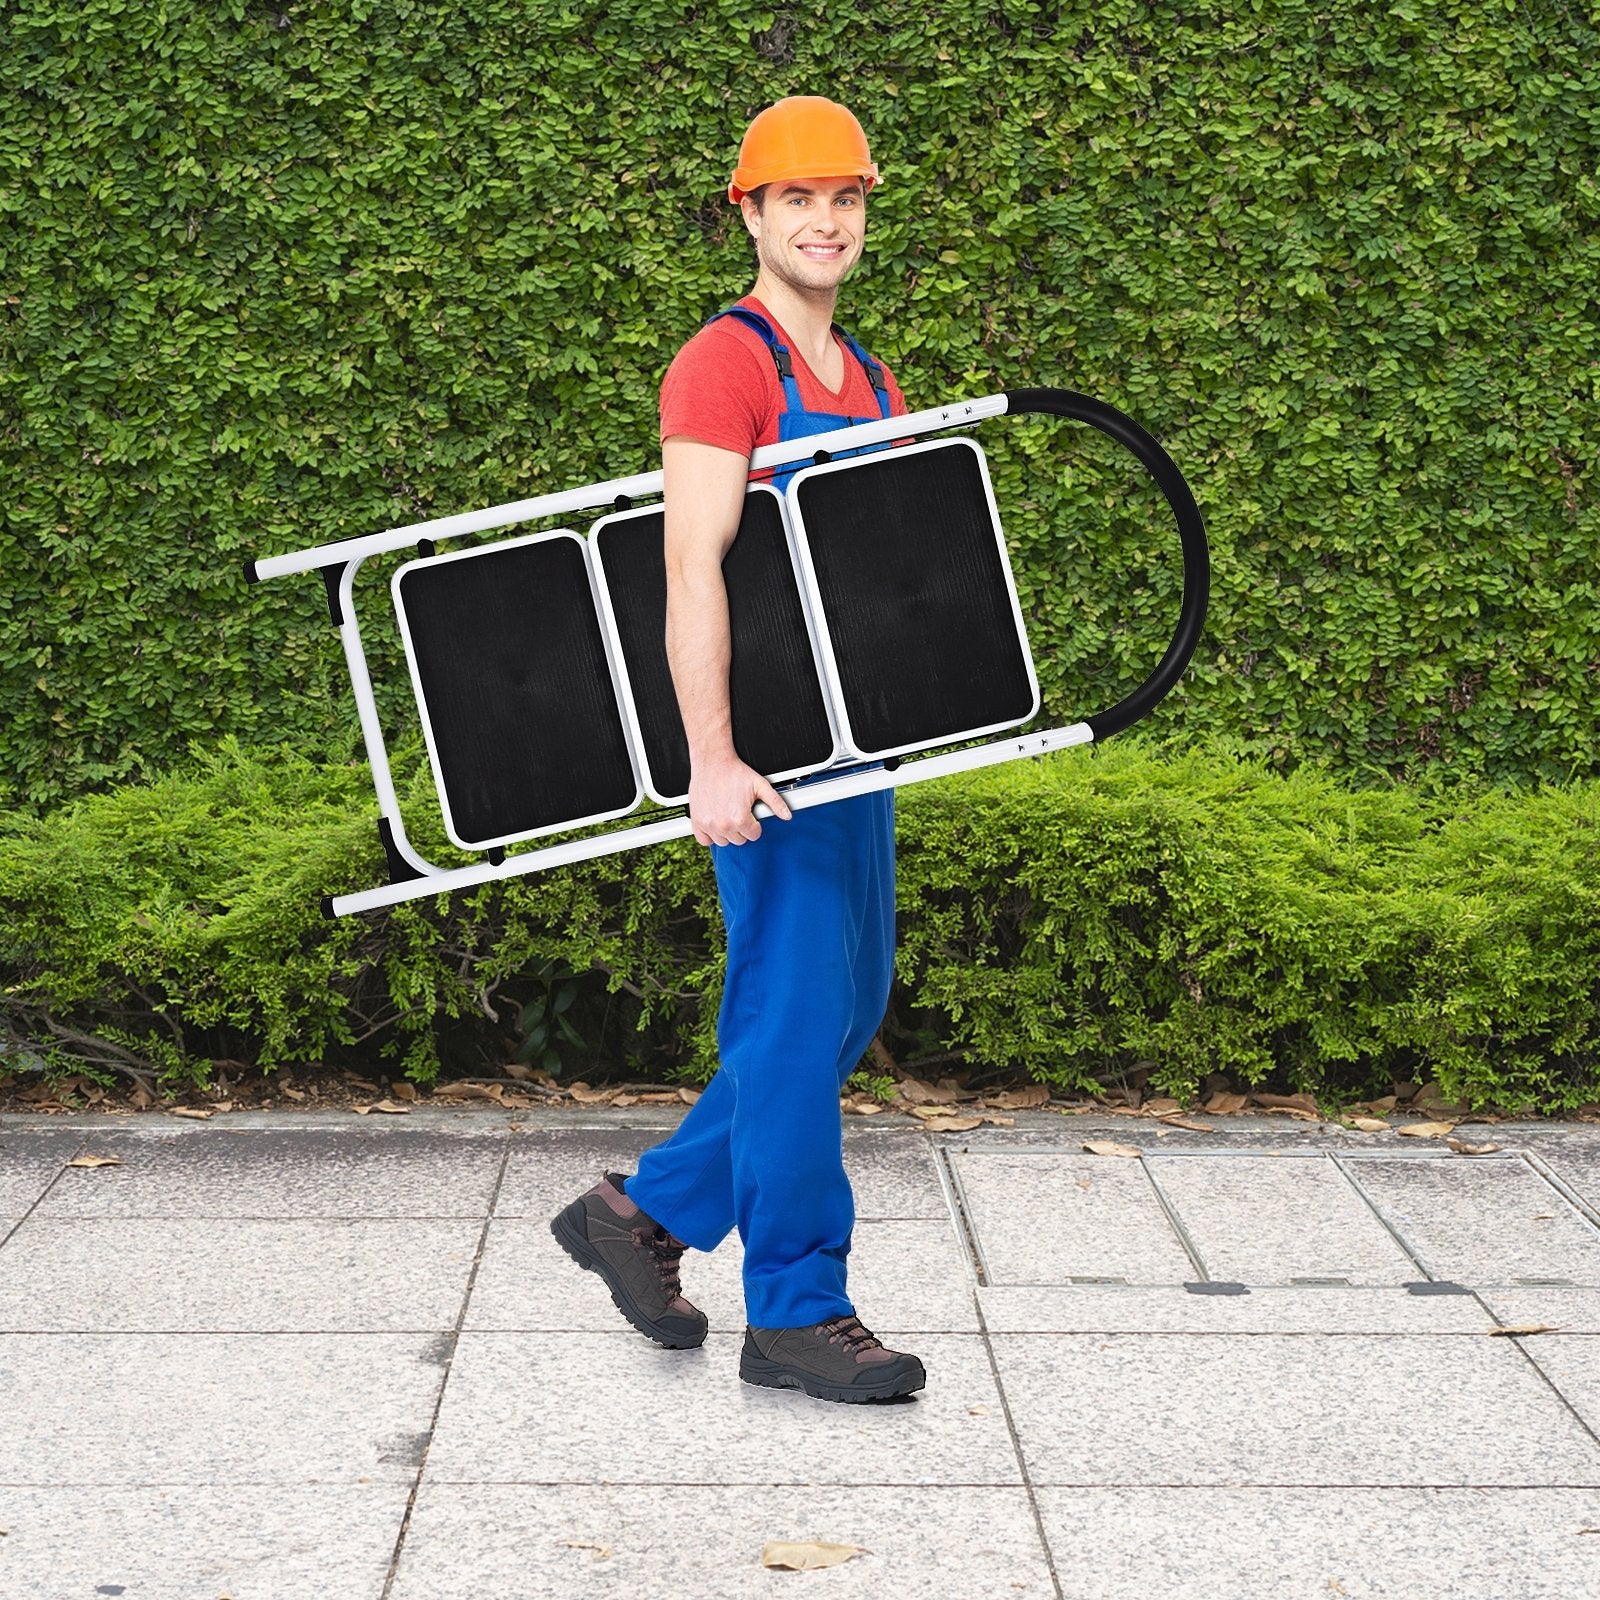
top-left (2, 0), bottom-right (1597, 806)
top-left (2, 741), bottom-right (1595, 1112)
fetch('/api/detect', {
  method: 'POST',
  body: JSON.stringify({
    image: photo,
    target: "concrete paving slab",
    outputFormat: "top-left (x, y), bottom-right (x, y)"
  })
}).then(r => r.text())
top-left (1347, 1154), bottom-right (1600, 1285)
top-left (1145, 1152), bottom-right (1417, 1284)
top-left (0, 1217), bottom-right (482, 1332)
top-left (1524, 1146), bottom-right (1600, 1226)
top-left (468, 1216), bottom-right (978, 1334)
top-left (951, 1151), bottom-right (1194, 1284)
top-left (389, 1483), bottom-right (1051, 1599)
top-left (977, 1283), bottom-right (1498, 1334)
top-left (841, 1127), bottom-right (958, 1218)
top-left (426, 1331), bottom-right (1015, 1486)
top-left (1479, 1286), bottom-right (1600, 1334)
top-left (1034, 1486), bottom-right (1600, 1600)
top-left (0, 1332), bottom-right (447, 1485)
top-left (0, 1483), bottom-right (405, 1599)
top-left (494, 1123), bottom-right (951, 1222)
top-left (990, 1332), bottom-right (1600, 1486)
top-left (27, 1125), bottom-right (506, 1218)
top-left (492, 1125), bottom-right (664, 1219)
top-left (0, 1129), bottom-right (84, 1221)
top-left (1512, 1334), bottom-right (1600, 1438)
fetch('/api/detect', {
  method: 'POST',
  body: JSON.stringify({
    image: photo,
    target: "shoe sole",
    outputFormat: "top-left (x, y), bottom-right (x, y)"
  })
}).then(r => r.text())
top-left (550, 1201), bottom-right (708, 1350)
top-left (739, 1350), bottom-right (927, 1404)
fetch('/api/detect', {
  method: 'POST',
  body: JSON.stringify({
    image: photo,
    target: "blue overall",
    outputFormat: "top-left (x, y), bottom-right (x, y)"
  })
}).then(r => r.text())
top-left (625, 308), bottom-right (897, 1328)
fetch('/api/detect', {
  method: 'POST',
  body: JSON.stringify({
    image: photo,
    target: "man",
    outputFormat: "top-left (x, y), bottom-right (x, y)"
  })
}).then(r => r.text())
top-left (552, 97), bottom-right (925, 1404)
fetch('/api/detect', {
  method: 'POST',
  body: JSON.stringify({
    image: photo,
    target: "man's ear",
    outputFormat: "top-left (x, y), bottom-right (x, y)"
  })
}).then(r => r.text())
top-left (739, 194), bottom-right (762, 239)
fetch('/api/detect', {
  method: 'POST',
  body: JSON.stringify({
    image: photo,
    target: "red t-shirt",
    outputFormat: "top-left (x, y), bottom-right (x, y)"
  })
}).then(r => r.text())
top-left (659, 294), bottom-right (909, 461)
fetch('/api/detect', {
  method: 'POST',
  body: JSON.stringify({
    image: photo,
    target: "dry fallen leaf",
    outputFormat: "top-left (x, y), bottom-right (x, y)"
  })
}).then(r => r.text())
top-left (1488, 1324), bottom-right (1558, 1337)
top-left (923, 1115), bottom-right (983, 1132)
top-left (979, 1113), bottom-right (1016, 1128)
top-left (389, 1081), bottom-right (419, 1102)
top-left (760, 1540), bottom-right (867, 1572)
top-left (279, 1085), bottom-right (307, 1102)
top-left (1447, 1138), bottom-right (1501, 1155)
top-left (170, 1106), bottom-right (213, 1120)
top-left (896, 1076), bottom-right (960, 1106)
top-left (1143, 1096), bottom-right (1182, 1116)
top-left (968, 1404), bottom-right (991, 1416)
top-left (843, 1098), bottom-right (886, 1116)
top-left (1250, 1091), bottom-right (1320, 1114)
top-left (1202, 1091), bottom-right (1248, 1115)
top-left (1396, 1120), bottom-right (1458, 1139)
top-left (130, 1082), bottom-right (154, 1109)
top-left (1350, 1117), bottom-right (1390, 1132)
top-left (1159, 1116), bottom-right (1215, 1133)
top-left (678, 1087), bottom-right (701, 1105)
top-left (352, 1099), bottom-right (412, 1116)
top-left (611, 1094), bottom-right (640, 1108)
top-left (993, 1084), bottom-right (1050, 1110)
top-left (638, 1091), bottom-right (681, 1104)
top-left (1263, 1106), bottom-right (1323, 1122)
top-left (434, 1082), bottom-right (506, 1103)
top-left (559, 1540), bottom-right (612, 1560)
top-left (65, 1153), bottom-right (123, 1169)
top-left (1082, 1140), bottom-right (1143, 1159)
top-left (565, 1084), bottom-right (615, 1105)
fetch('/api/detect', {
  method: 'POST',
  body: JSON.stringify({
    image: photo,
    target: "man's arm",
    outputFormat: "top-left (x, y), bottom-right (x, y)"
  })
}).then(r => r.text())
top-left (661, 434), bottom-right (793, 848)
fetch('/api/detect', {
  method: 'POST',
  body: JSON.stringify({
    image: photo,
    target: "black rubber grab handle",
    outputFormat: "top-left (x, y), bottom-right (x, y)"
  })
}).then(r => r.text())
top-left (1004, 388), bottom-right (1209, 741)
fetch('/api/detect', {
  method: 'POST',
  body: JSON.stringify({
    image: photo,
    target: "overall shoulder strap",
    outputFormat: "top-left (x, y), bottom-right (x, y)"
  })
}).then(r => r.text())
top-left (705, 306), bottom-right (793, 378)
top-left (705, 306), bottom-right (803, 410)
top-left (831, 324), bottom-right (892, 419)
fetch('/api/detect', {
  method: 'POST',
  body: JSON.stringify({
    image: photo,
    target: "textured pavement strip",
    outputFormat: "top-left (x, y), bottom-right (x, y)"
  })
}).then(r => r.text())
top-left (4, 1112), bottom-right (1600, 1596)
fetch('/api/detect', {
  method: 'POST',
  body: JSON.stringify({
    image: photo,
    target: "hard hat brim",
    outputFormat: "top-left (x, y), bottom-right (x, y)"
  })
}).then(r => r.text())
top-left (728, 165), bottom-right (881, 205)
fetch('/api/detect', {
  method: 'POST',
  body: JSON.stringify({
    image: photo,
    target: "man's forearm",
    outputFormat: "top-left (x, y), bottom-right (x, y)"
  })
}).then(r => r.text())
top-left (665, 564), bottom-right (739, 765)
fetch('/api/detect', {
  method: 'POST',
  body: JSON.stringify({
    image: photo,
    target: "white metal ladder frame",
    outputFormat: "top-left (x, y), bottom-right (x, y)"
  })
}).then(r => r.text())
top-left (245, 390), bottom-right (1208, 917)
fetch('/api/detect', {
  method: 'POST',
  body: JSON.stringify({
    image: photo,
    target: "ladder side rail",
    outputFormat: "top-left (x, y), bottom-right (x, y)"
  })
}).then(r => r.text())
top-left (244, 396), bottom-right (1010, 582)
top-left (328, 722), bottom-right (1094, 916)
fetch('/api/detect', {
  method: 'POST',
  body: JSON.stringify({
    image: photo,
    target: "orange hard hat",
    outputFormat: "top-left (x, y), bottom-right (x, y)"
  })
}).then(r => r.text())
top-left (728, 96), bottom-right (880, 204)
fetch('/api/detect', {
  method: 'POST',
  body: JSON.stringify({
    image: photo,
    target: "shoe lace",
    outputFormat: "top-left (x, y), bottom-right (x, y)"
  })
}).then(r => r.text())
top-left (633, 1224), bottom-right (686, 1299)
top-left (816, 1314), bottom-right (884, 1358)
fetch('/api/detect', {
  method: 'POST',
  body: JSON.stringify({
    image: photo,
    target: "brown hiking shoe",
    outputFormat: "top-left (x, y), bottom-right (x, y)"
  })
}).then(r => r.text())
top-left (550, 1171), bottom-right (708, 1349)
top-left (740, 1314), bottom-right (926, 1403)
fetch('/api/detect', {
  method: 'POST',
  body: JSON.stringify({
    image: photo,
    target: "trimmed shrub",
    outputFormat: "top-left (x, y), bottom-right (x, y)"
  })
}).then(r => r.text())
top-left (2, 741), bottom-right (1595, 1111)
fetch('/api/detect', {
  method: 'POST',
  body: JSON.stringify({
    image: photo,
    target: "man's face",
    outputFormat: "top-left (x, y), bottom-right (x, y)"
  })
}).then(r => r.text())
top-left (741, 177), bottom-right (867, 294)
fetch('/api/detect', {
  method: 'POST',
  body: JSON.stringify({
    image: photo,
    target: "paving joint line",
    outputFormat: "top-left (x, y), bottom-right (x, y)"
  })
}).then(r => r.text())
top-left (1136, 1154), bottom-right (1211, 1282)
top-left (1484, 1291), bottom-right (1600, 1459)
top-left (1520, 1148), bottom-right (1600, 1245)
top-left (973, 1292), bottom-right (1065, 1600)
top-left (1326, 1151), bottom-right (1434, 1281)
top-left (933, 1142), bottom-right (992, 1287)
top-left (379, 1128), bottom-right (513, 1597)
top-left (0, 1130), bottom-right (88, 1253)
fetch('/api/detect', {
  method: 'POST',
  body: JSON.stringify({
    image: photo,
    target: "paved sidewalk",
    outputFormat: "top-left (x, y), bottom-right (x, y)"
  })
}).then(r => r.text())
top-left (5, 1107), bottom-right (1600, 1598)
